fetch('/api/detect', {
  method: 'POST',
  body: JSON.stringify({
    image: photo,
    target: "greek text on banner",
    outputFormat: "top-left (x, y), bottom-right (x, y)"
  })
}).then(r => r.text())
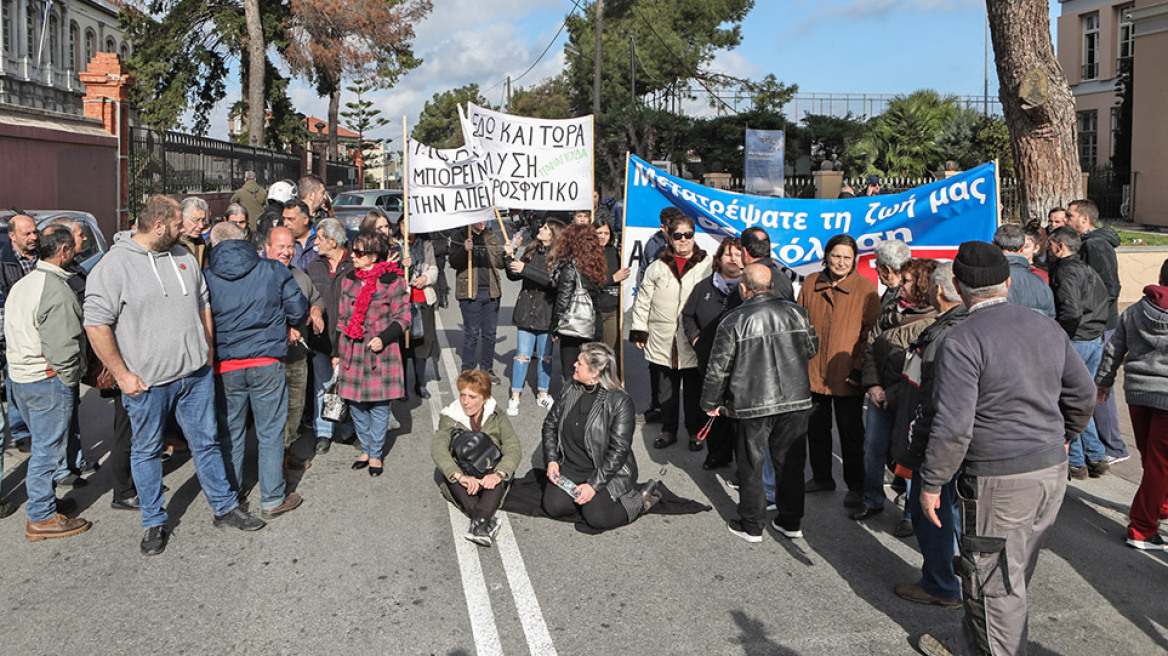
top-left (406, 137), bottom-right (496, 233)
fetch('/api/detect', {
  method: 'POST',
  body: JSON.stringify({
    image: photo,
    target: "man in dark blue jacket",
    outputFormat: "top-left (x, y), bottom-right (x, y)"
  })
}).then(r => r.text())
top-left (205, 221), bottom-right (309, 520)
top-left (993, 224), bottom-right (1055, 319)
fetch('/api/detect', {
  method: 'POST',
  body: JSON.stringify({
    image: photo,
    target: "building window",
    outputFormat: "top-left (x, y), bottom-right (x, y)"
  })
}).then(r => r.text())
top-left (48, 14), bottom-right (57, 66)
top-left (1082, 13), bottom-right (1100, 80)
top-left (104, 36), bottom-right (114, 53)
top-left (1078, 110), bottom-right (1098, 169)
top-left (120, 43), bottom-right (128, 60)
top-left (84, 28), bottom-right (94, 68)
top-left (69, 22), bottom-right (76, 70)
top-left (1117, 5), bottom-right (1134, 66)
top-left (2, 0), bottom-right (10, 54)
top-left (25, 0), bottom-right (34, 58)
top-left (1111, 106), bottom-right (1122, 157)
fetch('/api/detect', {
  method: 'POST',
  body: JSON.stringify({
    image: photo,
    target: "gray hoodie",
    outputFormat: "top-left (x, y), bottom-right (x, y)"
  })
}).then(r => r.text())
top-left (1096, 285), bottom-right (1168, 411)
top-left (84, 236), bottom-right (210, 387)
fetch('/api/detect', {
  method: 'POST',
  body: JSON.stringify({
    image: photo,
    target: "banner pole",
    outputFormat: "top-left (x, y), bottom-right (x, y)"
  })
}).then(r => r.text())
top-left (467, 225), bottom-right (474, 298)
top-left (402, 116), bottom-right (411, 348)
top-left (993, 158), bottom-right (1002, 226)
top-left (619, 150), bottom-right (631, 386)
top-left (493, 206), bottom-right (511, 244)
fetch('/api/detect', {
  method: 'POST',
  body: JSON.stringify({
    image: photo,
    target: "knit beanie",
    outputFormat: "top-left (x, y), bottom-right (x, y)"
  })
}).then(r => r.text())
top-left (952, 241), bottom-right (1010, 287)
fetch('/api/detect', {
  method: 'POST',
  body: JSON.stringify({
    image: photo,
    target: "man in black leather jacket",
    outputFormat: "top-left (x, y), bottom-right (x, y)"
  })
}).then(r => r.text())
top-left (701, 263), bottom-right (819, 542)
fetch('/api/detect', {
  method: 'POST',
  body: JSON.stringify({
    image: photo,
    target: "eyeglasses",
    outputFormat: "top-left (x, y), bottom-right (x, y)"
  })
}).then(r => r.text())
top-left (671, 231), bottom-right (695, 240)
top-left (352, 249), bottom-right (370, 258)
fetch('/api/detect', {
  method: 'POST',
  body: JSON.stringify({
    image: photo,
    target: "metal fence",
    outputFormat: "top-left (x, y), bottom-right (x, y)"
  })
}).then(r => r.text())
top-left (127, 127), bottom-right (359, 222)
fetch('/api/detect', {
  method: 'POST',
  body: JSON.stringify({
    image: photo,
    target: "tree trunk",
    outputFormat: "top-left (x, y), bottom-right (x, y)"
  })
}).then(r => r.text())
top-left (986, 0), bottom-right (1082, 223)
top-left (328, 82), bottom-right (341, 162)
top-left (243, 0), bottom-right (266, 149)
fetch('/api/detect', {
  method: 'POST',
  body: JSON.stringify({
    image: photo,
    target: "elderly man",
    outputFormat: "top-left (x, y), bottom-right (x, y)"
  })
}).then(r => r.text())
top-left (1066, 199), bottom-right (1130, 464)
top-left (1, 213), bottom-right (39, 454)
top-left (224, 203), bottom-right (254, 244)
top-left (264, 226), bottom-right (324, 469)
top-left (6, 225), bottom-right (92, 541)
top-left (85, 195), bottom-right (267, 556)
top-left (179, 196), bottom-right (211, 268)
top-left (305, 218), bottom-right (355, 453)
top-left (916, 241), bottom-right (1094, 656)
top-left (701, 263), bottom-right (819, 543)
top-left (992, 224), bottom-right (1055, 318)
top-left (205, 222), bottom-right (308, 516)
top-left (282, 200), bottom-right (317, 271)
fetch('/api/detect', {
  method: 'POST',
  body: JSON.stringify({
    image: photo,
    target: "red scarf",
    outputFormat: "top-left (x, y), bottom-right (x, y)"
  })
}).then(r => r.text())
top-left (342, 261), bottom-right (401, 340)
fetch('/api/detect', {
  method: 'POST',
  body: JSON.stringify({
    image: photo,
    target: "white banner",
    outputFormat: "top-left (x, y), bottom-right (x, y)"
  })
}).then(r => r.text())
top-left (459, 102), bottom-right (593, 211)
top-left (405, 138), bottom-right (497, 233)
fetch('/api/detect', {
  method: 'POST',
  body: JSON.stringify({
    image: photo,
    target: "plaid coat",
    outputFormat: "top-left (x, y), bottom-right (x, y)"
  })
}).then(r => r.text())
top-left (334, 268), bottom-right (411, 403)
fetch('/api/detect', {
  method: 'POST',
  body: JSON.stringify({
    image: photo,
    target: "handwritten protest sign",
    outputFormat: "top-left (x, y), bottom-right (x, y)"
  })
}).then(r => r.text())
top-left (620, 155), bottom-right (998, 311)
top-left (405, 138), bottom-right (497, 233)
top-left (459, 102), bottom-right (593, 211)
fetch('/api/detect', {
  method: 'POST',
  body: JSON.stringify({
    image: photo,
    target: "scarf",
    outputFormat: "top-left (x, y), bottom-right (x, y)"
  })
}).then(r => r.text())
top-left (342, 260), bottom-right (401, 340)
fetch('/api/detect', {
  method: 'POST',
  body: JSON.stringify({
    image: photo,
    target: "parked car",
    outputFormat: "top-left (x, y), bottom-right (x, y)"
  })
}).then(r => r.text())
top-left (333, 190), bottom-right (404, 234)
top-left (0, 210), bottom-right (109, 272)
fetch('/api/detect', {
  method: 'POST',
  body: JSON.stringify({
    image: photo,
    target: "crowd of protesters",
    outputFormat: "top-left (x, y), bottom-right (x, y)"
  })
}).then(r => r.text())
top-left (2, 169), bottom-right (1165, 655)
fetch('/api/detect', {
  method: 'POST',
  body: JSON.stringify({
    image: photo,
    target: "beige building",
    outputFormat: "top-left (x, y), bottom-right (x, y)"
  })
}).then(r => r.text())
top-left (1059, 0), bottom-right (1168, 225)
top-left (0, 0), bottom-right (128, 114)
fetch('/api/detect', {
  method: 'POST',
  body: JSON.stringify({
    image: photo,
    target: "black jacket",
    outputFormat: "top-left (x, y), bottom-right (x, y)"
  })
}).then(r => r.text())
top-left (0, 245), bottom-right (34, 304)
top-left (305, 251), bottom-right (355, 354)
top-left (542, 383), bottom-right (641, 522)
top-left (700, 293), bottom-right (819, 419)
top-left (552, 261), bottom-right (602, 341)
top-left (508, 243), bottom-right (555, 332)
top-left (1049, 254), bottom-right (1109, 341)
top-left (891, 304), bottom-right (968, 471)
top-left (1080, 226), bottom-right (1122, 330)
top-left (727, 258), bottom-right (795, 305)
top-left (681, 274), bottom-right (739, 366)
top-left (598, 244), bottom-right (621, 314)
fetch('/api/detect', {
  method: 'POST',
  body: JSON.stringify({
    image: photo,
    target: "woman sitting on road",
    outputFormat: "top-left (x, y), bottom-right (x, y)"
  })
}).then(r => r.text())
top-left (542, 342), bottom-right (651, 531)
top-left (432, 370), bottom-right (521, 547)
top-left (504, 219), bottom-right (565, 415)
top-left (332, 231), bottom-right (410, 477)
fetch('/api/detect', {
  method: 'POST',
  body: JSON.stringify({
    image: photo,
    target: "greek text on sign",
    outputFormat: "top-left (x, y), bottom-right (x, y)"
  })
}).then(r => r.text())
top-left (406, 137), bottom-right (496, 233)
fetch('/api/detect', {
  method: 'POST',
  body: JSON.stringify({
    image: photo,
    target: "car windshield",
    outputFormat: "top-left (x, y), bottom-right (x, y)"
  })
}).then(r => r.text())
top-left (335, 194), bottom-right (370, 206)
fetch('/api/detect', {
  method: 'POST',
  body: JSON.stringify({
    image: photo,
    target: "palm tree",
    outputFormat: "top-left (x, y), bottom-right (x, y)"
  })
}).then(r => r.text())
top-left (850, 90), bottom-right (961, 178)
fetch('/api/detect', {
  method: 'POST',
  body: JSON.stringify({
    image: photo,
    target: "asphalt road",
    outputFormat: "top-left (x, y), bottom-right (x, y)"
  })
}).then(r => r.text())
top-left (1, 274), bottom-right (1165, 655)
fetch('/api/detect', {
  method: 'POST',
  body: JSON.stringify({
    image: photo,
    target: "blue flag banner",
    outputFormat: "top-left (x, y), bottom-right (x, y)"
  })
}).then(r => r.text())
top-left (744, 129), bottom-right (785, 196)
top-left (620, 154), bottom-right (998, 310)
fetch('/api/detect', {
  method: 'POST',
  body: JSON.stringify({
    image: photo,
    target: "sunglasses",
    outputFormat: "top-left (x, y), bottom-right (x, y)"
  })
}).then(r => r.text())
top-left (671, 231), bottom-right (695, 240)
top-left (352, 249), bottom-right (371, 258)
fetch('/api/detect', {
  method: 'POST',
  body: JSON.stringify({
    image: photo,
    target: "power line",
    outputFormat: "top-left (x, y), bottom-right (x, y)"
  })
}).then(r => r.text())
top-left (481, 6), bottom-right (576, 96)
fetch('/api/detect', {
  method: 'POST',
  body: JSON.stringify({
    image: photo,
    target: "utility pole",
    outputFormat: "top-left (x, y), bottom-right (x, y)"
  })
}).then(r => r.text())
top-left (506, 75), bottom-right (512, 114)
top-left (629, 33), bottom-right (636, 104)
top-left (984, 12), bottom-right (990, 116)
top-left (593, 0), bottom-right (603, 117)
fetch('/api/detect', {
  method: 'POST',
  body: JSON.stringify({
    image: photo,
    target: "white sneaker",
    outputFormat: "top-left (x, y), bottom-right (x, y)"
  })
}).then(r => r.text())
top-left (770, 517), bottom-right (803, 539)
top-left (506, 397), bottom-right (520, 416)
top-left (387, 412), bottom-right (401, 431)
top-left (536, 393), bottom-right (554, 410)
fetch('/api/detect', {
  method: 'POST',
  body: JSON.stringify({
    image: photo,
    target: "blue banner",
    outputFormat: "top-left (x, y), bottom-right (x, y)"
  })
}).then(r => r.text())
top-left (744, 129), bottom-right (785, 196)
top-left (621, 154), bottom-right (998, 309)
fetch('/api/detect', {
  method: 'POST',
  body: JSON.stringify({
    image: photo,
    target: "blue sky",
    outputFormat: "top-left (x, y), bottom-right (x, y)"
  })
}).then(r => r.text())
top-left (206, 0), bottom-right (1064, 148)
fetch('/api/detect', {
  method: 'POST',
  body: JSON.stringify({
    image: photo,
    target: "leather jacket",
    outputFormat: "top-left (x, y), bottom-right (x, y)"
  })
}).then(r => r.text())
top-left (1049, 254), bottom-right (1108, 341)
top-left (700, 292), bottom-right (819, 419)
top-left (542, 383), bottom-right (642, 522)
top-left (552, 261), bottom-right (601, 340)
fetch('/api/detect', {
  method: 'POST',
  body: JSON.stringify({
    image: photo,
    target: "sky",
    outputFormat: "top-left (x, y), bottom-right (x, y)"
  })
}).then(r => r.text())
top-left (202, 0), bottom-right (1065, 153)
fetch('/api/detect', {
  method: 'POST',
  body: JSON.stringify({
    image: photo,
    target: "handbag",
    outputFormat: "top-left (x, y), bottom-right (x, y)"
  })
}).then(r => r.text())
top-left (556, 269), bottom-right (596, 339)
top-left (320, 382), bottom-right (350, 423)
top-left (450, 428), bottom-right (503, 479)
top-left (81, 343), bottom-right (116, 390)
top-left (409, 301), bottom-right (426, 341)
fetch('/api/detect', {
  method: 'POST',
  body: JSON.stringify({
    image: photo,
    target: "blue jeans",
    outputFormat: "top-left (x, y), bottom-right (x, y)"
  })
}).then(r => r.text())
top-left (862, 403), bottom-right (897, 509)
top-left (351, 401), bottom-right (390, 459)
top-left (216, 362), bottom-right (288, 512)
top-left (1069, 338), bottom-right (1106, 467)
top-left (122, 365), bottom-right (237, 529)
top-left (1095, 329), bottom-right (1130, 459)
top-left (511, 329), bottom-right (552, 395)
top-left (53, 395), bottom-right (87, 481)
top-left (312, 351), bottom-right (354, 442)
top-left (762, 448), bottom-right (776, 502)
top-left (11, 377), bottom-right (76, 523)
top-left (909, 475), bottom-right (961, 599)
top-left (460, 290), bottom-right (499, 372)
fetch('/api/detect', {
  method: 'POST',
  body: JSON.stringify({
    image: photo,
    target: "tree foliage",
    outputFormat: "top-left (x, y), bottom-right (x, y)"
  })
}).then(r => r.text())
top-left (411, 84), bottom-right (492, 149)
top-left (341, 80), bottom-right (391, 171)
top-left (849, 90), bottom-right (961, 177)
top-left (509, 74), bottom-right (572, 120)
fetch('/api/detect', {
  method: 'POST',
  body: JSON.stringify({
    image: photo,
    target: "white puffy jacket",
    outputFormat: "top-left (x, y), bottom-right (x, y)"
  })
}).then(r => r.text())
top-left (629, 249), bottom-right (711, 369)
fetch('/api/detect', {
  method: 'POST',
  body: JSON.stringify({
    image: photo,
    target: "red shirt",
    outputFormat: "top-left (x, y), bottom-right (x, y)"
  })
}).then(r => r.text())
top-left (672, 255), bottom-right (690, 277)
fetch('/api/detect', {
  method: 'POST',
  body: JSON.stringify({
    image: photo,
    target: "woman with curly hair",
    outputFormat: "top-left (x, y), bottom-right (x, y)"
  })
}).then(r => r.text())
top-left (629, 213), bottom-right (712, 451)
top-left (549, 223), bottom-right (608, 379)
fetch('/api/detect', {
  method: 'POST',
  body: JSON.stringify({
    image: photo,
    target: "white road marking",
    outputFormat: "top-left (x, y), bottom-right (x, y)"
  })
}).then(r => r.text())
top-left (434, 311), bottom-right (558, 656)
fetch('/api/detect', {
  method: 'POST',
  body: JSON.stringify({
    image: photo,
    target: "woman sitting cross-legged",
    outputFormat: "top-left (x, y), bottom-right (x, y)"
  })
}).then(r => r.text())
top-left (541, 342), bottom-right (649, 531)
top-left (432, 370), bottom-right (521, 547)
